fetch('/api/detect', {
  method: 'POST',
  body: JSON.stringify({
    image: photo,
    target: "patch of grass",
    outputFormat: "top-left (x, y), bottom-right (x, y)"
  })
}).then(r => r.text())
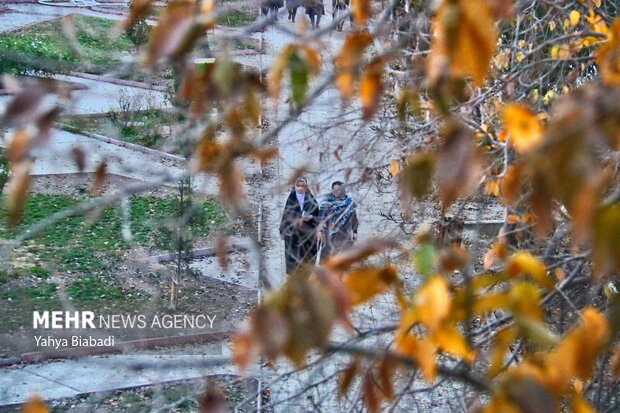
top-left (0, 194), bottom-right (226, 273)
top-left (67, 275), bottom-right (124, 302)
top-left (0, 283), bottom-right (61, 331)
top-left (0, 15), bottom-right (135, 75)
top-left (217, 7), bottom-right (255, 27)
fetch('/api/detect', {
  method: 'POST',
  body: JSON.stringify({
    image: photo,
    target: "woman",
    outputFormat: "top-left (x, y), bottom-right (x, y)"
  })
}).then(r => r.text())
top-left (318, 181), bottom-right (358, 260)
top-left (279, 177), bottom-right (320, 275)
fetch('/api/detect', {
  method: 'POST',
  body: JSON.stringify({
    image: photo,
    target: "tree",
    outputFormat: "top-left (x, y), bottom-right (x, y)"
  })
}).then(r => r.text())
top-left (3, 0), bottom-right (620, 411)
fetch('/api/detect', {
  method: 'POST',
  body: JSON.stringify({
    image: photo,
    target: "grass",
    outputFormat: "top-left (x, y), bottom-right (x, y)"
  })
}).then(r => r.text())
top-left (0, 194), bottom-right (227, 335)
top-left (0, 15), bottom-right (135, 75)
top-left (217, 7), bottom-right (255, 27)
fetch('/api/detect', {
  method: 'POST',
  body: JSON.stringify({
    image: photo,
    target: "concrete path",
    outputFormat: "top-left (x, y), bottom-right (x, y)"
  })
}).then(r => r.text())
top-left (0, 353), bottom-right (243, 406)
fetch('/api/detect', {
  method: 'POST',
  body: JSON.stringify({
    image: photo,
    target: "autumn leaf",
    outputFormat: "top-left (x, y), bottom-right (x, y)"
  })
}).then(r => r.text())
top-left (400, 151), bottom-right (435, 199)
top-left (569, 10), bottom-right (580, 26)
top-left (595, 18), bottom-right (620, 84)
top-left (22, 396), bottom-right (48, 413)
top-left (199, 381), bottom-right (229, 413)
top-left (5, 160), bottom-right (32, 226)
top-left (334, 31), bottom-right (373, 100)
top-left (397, 334), bottom-right (437, 382)
top-left (501, 104), bottom-right (544, 153)
top-left (435, 120), bottom-right (482, 209)
top-left (338, 360), bottom-right (359, 396)
top-left (360, 58), bottom-right (384, 120)
top-left (487, 327), bottom-right (517, 377)
top-left (414, 275), bottom-right (451, 330)
top-left (344, 265), bottom-right (398, 306)
top-left (429, 0), bottom-right (498, 86)
top-left (91, 161), bottom-right (108, 196)
top-left (351, 0), bottom-right (369, 25)
top-left (389, 160), bottom-right (399, 177)
top-left (571, 393), bottom-right (595, 413)
top-left (431, 324), bottom-right (474, 361)
top-left (326, 238), bottom-right (397, 272)
top-left (506, 252), bottom-right (553, 289)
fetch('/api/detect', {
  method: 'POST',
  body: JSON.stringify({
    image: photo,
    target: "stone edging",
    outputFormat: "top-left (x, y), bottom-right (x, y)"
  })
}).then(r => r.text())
top-left (54, 125), bottom-right (186, 163)
top-left (150, 243), bottom-right (251, 263)
top-left (67, 71), bottom-right (168, 92)
top-left (0, 330), bottom-right (232, 366)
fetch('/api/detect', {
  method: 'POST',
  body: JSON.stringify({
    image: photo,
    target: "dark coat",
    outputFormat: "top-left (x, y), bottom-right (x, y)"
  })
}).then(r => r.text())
top-left (279, 190), bottom-right (319, 274)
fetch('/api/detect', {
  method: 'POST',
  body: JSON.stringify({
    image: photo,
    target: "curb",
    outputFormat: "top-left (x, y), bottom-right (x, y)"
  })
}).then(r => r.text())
top-left (67, 71), bottom-right (168, 93)
top-left (150, 243), bottom-right (251, 263)
top-left (0, 330), bottom-right (232, 366)
top-left (53, 125), bottom-right (186, 163)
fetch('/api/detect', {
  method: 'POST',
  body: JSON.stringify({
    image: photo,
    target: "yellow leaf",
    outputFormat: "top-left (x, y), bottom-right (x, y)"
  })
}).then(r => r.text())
top-left (548, 20), bottom-right (556, 31)
top-left (571, 393), bottom-right (595, 413)
top-left (431, 325), bottom-right (474, 361)
top-left (501, 104), bottom-right (544, 154)
top-left (389, 160), bottom-right (399, 177)
top-left (509, 281), bottom-right (543, 321)
top-left (484, 178), bottom-right (500, 197)
top-left (596, 18), bottom-right (620, 84)
top-left (414, 275), bottom-right (451, 330)
top-left (398, 335), bottom-right (437, 382)
top-left (473, 291), bottom-right (508, 314)
top-left (344, 265), bottom-right (398, 306)
top-left (430, 0), bottom-right (498, 85)
top-left (569, 10), bottom-right (580, 26)
top-left (506, 251), bottom-right (553, 289)
top-left (515, 51), bottom-right (525, 62)
top-left (22, 396), bottom-right (49, 413)
top-left (360, 58), bottom-right (384, 120)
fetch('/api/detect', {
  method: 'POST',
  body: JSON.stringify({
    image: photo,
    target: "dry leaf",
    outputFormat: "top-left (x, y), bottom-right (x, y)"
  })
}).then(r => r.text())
top-left (344, 265), bottom-right (397, 306)
top-left (360, 58), bottom-right (384, 120)
top-left (5, 160), bottom-right (32, 226)
top-left (501, 104), bottom-right (544, 153)
top-left (199, 380), bottom-right (229, 413)
top-left (351, 0), bottom-right (369, 24)
top-left (22, 395), bottom-right (48, 413)
top-left (91, 161), bottom-right (107, 196)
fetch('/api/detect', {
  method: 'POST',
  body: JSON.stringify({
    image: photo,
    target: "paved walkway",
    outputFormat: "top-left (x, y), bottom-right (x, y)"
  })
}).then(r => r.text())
top-left (0, 353), bottom-right (243, 406)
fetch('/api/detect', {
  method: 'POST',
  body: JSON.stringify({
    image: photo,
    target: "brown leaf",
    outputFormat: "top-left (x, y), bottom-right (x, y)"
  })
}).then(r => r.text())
top-left (400, 151), bottom-right (435, 199)
top-left (595, 18), bottom-right (620, 84)
top-left (6, 160), bottom-right (31, 226)
top-left (501, 104), bottom-right (544, 154)
top-left (71, 147), bottom-right (86, 172)
top-left (362, 371), bottom-right (380, 413)
top-left (91, 161), bottom-right (108, 196)
top-left (435, 120), bottom-right (481, 209)
top-left (351, 0), bottom-right (369, 25)
top-left (143, 1), bottom-right (198, 67)
top-left (8, 128), bottom-right (29, 164)
top-left (334, 31), bottom-right (373, 100)
top-left (338, 360), bottom-right (359, 396)
top-left (215, 232), bottom-right (229, 270)
top-left (360, 58), bottom-right (384, 120)
top-left (219, 162), bottom-right (246, 208)
top-left (429, 0), bottom-right (498, 86)
top-left (199, 380), bottom-right (229, 413)
top-left (325, 238), bottom-right (397, 272)
top-left (118, 0), bottom-right (153, 30)
top-left (344, 265), bottom-right (398, 306)
top-left (0, 86), bottom-right (46, 128)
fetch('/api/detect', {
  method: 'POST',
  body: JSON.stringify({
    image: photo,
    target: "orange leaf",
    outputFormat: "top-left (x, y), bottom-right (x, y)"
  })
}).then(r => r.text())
top-left (571, 392), bottom-right (595, 413)
top-left (501, 104), bottom-right (544, 153)
top-left (389, 159), bottom-right (399, 177)
top-left (509, 281), bottom-right (543, 321)
top-left (431, 325), bottom-right (474, 361)
top-left (398, 335), bottom-right (437, 382)
top-left (344, 265), bottom-right (398, 306)
top-left (360, 58), bottom-right (384, 120)
top-left (487, 327), bottom-right (517, 377)
top-left (22, 396), bottom-right (48, 413)
top-left (5, 160), bottom-right (32, 226)
top-left (351, 0), bottom-right (369, 24)
top-left (334, 31), bottom-right (373, 100)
